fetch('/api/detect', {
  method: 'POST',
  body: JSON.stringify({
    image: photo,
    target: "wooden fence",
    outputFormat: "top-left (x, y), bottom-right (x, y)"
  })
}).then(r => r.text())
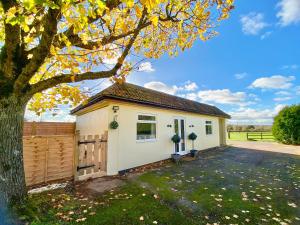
top-left (23, 135), bottom-right (75, 186)
top-left (24, 122), bottom-right (75, 136)
top-left (23, 122), bottom-right (76, 186)
top-left (23, 122), bottom-right (108, 186)
top-left (246, 132), bottom-right (274, 140)
top-left (227, 131), bottom-right (274, 140)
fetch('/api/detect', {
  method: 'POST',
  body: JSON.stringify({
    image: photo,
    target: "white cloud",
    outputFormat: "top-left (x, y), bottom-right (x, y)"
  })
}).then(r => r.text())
top-left (138, 62), bottom-right (155, 72)
top-left (183, 93), bottom-right (198, 101)
top-left (229, 104), bottom-right (286, 125)
top-left (275, 91), bottom-right (291, 95)
top-left (274, 96), bottom-right (292, 101)
top-left (240, 12), bottom-right (268, 35)
top-left (197, 89), bottom-right (248, 106)
top-left (230, 108), bottom-right (273, 120)
top-left (296, 86), bottom-right (300, 94)
top-left (260, 31), bottom-right (272, 40)
top-left (248, 93), bottom-right (261, 102)
top-left (144, 81), bottom-right (178, 95)
top-left (183, 81), bottom-right (198, 91)
top-left (249, 75), bottom-right (295, 89)
top-left (281, 64), bottom-right (299, 70)
top-left (144, 80), bottom-right (199, 96)
top-left (274, 104), bottom-right (287, 113)
top-left (277, 0), bottom-right (300, 26)
top-left (234, 72), bottom-right (247, 79)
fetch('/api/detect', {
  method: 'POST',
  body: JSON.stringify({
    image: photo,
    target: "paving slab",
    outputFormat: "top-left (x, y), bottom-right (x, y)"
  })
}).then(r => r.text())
top-left (78, 177), bottom-right (125, 196)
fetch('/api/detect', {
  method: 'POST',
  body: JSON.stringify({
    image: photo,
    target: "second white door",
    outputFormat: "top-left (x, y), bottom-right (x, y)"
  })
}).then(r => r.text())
top-left (174, 118), bottom-right (186, 154)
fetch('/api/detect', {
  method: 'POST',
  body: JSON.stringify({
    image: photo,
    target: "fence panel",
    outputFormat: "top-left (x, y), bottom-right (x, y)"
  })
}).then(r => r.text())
top-left (23, 135), bottom-right (74, 186)
top-left (24, 122), bottom-right (75, 136)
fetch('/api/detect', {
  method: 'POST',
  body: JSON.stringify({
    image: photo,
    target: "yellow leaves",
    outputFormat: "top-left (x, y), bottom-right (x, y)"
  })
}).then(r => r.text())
top-left (50, 46), bottom-right (57, 56)
top-left (9, 0), bottom-right (233, 118)
top-left (135, 5), bottom-right (142, 18)
top-left (96, 0), bottom-right (107, 14)
top-left (226, 0), bottom-right (234, 5)
top-left (141, 0), bottom-right (160, 12)
top-left (120, 20), bottom-right (128, 33)
top-left (24, 35), bottom-right (34, 44)
top-left (71, 75), bottom-right (76, 83)
top-left (6, 6), bottom-right (17, 21)
top-left (123, 0), bottom-right (134, 8)
top-left (28, 84), bottom-right (88, 115)
top-left (23, 0), bottom-right (36, 10)
top-left (150, 16), bottom-right (159, 27)
top-left (80, 33), bottom-right (89, 45)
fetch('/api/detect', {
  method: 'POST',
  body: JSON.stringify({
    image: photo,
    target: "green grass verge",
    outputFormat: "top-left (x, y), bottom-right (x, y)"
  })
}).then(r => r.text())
top-left (17, 183), bottom-right (193, 225)
top-left (13, 147), bottom-right (300, 225)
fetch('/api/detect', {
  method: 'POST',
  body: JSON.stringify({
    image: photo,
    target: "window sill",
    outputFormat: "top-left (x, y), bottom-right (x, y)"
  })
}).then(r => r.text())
top-left (136, 139), bottom-right (157, 143)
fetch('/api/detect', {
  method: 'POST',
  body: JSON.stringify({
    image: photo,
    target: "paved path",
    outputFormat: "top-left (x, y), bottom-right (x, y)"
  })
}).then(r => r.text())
top-left (228, 140), bottom-right (300, 156)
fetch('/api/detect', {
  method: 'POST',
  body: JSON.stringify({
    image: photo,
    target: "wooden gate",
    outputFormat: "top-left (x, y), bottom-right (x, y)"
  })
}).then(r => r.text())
top-left (74, 131), bottom-right (108, 181)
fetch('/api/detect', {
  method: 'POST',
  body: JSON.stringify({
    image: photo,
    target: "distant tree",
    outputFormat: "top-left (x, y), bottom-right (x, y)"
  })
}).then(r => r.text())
top-left (246, 125), bottom-right (255, 131)
top-left (227, 125), bottom-right (234, 131)
top-left (236, 126), bottom-right (242, 132)
top-left (272, 105), bottom-right (300, 145)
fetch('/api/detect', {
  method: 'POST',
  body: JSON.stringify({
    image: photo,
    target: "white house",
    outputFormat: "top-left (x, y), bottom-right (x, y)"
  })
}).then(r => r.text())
top-left (71, 82), bottom-right (230, 176)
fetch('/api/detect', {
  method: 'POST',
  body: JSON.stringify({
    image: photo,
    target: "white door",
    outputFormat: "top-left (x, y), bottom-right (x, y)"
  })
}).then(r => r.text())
top-left (174, 118), bottom-right (186, 154)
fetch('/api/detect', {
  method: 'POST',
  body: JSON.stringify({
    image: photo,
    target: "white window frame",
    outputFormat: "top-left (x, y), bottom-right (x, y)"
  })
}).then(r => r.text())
top-left (136, 113), bottom-right (157, 142)
top-left (205, 121), bottom-right (213, 135)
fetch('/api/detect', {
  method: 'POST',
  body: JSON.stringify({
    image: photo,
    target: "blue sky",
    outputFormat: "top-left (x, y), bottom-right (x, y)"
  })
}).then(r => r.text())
top-left (26, 0), bottom-right (300, 125)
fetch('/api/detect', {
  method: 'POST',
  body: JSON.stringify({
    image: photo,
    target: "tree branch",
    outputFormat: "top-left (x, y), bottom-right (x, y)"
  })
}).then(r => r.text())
top-left (27, 10), bottom-right (146, 96)
top-left (0, 0), bottom-right (22, 79)
top-left (13, 7), bottom-right (60, 94)
top-left (53, 20), bottom-right (152, 50)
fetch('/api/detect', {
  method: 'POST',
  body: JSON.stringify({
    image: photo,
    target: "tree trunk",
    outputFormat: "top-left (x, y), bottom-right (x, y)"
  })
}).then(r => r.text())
top-left (0, 95), bottom-right (28, 208)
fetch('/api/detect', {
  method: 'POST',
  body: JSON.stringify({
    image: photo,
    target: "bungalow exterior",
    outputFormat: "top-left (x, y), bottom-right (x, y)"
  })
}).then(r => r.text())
top-left (71, 83), bottom-right (230, 176)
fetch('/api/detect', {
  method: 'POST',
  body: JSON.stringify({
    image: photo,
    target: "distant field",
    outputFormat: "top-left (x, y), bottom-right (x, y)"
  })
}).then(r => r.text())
top-left (227, 131), bottom-right (275, 142)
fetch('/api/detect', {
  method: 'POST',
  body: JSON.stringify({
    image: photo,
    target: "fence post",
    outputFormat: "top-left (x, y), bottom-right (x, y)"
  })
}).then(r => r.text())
top-left (74, 130), bottom-right (80, 181)
top-left (261, 132), bottom-right (263, 140)
top-left (246, 132), bottom-right (249, 140)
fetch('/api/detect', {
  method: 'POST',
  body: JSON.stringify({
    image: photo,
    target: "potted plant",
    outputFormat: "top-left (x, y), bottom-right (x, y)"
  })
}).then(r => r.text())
top-left (110, 120), bottom-right (119, 129)
top-left (188, 132), bottom-right (198, 157)
top-left (171, 134), bottom-right (181, 164)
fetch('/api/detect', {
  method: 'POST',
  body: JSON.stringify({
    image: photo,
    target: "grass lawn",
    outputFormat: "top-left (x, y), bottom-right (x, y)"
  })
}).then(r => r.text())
top-left (228, 131), bottom-right (275, 141)
top-left (17, 147), bottom-right (300, 225)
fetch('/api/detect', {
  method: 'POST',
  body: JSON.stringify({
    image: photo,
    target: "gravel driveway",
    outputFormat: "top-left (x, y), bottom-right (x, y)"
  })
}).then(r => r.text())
top-left (228, 140), bottom-right (300, 155)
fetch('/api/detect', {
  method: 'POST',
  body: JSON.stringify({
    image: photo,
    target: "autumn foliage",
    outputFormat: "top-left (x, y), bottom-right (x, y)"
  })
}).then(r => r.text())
top-left (1, 0), bottom-right (234, 114)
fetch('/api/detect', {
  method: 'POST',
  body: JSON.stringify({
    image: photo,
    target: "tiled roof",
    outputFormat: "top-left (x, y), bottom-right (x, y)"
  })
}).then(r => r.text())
top-left (71, 82), bottom-right (230, 118)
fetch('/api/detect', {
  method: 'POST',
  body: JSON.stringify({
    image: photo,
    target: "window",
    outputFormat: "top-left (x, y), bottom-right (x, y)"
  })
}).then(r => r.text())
top-left (205, 121), bottom-right (212, 135)
top-left (137, 114), bottom-right (156, 141)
